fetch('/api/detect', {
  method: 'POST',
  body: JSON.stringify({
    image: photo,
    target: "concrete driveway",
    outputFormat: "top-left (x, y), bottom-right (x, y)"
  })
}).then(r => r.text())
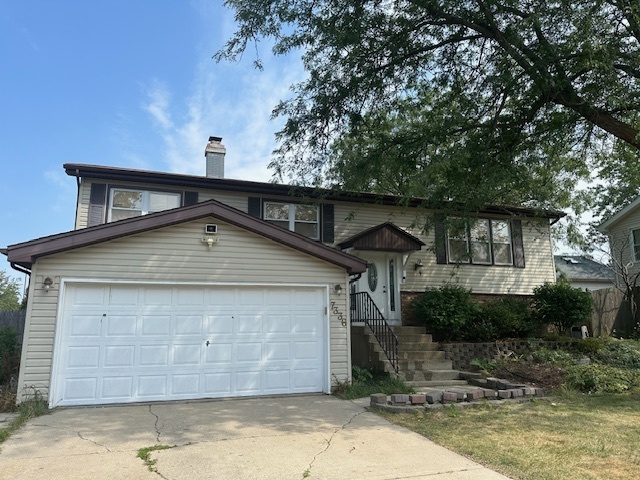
top-left (0, 395), bottom-right (510, 480)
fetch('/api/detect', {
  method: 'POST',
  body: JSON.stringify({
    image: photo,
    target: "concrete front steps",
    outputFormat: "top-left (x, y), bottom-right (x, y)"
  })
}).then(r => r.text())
top-left (392, 326), bottom-right (465, 387)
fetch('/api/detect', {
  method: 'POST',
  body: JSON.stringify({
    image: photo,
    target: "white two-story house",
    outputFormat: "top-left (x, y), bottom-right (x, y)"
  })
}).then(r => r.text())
top-left (4, 137), bottom-right (562, 407)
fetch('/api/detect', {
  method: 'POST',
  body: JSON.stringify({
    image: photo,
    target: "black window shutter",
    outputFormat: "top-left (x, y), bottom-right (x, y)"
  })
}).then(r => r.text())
top-left (184, 191), bottom-right (198, 206)
top-left (434, 215), bottom-right (448, 264)
top-left (248, 197), bottom-right (261, 218)
top-left (321, 204), bottom-right (334, 243)
top-left (512, 219), bottom-right (526, 268)
top-left (88, 183), bottom-right (107, 227)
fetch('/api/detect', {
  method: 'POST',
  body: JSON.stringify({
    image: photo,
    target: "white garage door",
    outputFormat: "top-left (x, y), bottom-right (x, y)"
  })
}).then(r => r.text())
top-left (52, 284), bottom-right (327, 406)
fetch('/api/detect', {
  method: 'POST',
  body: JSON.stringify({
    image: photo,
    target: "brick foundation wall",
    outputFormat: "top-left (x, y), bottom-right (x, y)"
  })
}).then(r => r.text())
top-left (440, 340), bottom-right (575, 370)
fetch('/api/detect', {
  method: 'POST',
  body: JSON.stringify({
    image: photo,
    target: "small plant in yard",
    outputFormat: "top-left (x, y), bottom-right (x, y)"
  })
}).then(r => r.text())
top-left (0, 388), bottom-right (49, 444)
top-left (412, 284), bottom-right (478, 341)
top-left (137, 444), bottom-right (174, 472)
top-left (334, 367), bottom-right (414, 400)
top-left (566, 363), bottom-right (640, 394)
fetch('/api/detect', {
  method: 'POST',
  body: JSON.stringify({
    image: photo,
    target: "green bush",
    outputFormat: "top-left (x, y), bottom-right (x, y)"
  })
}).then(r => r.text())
top-left (475, 297), bottom-right (536, 339)
top-left (0, 327), bottom-right (19, 386)
top-left (412, 285), bottom-right (478, 341)
top-left (566, 363), bottom-right (640, 393)
top-left (574, 337), bottom-right (607, 356)
top-left (532, 281), bottom-right (593, 334)
top-left (594, 341), bottom-right (640, 369)
top-left (530, 347), bottom-right (576, 366)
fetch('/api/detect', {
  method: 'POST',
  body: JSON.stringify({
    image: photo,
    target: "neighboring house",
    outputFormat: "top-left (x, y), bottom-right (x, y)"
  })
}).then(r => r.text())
top-left (4, 137), bottom-right (563, 407)
top-left (554, 255), bottom-right (614, 291)
top-left (599, 196), bottom-right (640, 287)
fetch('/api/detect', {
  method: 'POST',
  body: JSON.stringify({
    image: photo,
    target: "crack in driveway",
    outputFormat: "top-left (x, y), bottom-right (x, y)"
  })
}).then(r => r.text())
top-left (76, 431), bottom-right (112, 452)
top-left (148, 405), bottom-right (164, 443)
top-left (304, 410), bottom-right (365, 478)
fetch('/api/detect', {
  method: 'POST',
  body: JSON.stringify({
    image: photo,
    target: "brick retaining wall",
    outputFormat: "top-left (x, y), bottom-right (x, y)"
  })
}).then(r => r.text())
top-left (440, 340), bottom-right (575, 370)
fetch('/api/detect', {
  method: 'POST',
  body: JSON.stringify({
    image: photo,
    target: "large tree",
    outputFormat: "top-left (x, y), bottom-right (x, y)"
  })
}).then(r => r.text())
top-left (218, 0), bottom-right (640, 215)
top-left (0, 272), bottom-right (21, 311)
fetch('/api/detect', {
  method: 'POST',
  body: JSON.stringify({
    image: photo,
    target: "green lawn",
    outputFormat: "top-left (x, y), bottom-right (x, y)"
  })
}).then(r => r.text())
top-left (378, 393), bottom-right (640, 480)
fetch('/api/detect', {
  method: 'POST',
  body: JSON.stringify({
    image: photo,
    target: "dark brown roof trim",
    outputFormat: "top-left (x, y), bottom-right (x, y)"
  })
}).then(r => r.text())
top-left (338, 222), bottom-right (425, 252)
top-left (6, 199), bottom-right (368, 275)
top-left (64, 163), bottom-right (566, 220)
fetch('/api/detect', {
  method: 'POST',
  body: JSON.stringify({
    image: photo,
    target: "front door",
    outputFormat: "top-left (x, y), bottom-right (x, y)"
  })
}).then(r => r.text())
top-left (357, 252), bottom-right (402, 325)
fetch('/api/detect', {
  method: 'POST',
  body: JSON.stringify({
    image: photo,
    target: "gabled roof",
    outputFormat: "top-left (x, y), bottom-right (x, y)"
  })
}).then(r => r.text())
top-left (338, 222), bottom-right (425, 252)
top-left (598, 196), bottom-right (640, 232)
top-left (5, 199), bottom-right (368, 275)
top-left (64, 163), bottom-right (566, 220)
top-left (554, 255), bottom-right (614, 283)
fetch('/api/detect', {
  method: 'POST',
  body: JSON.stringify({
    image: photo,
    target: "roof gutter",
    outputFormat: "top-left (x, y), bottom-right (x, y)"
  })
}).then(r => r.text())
top-left (10, 262), bottom-right (31, 276)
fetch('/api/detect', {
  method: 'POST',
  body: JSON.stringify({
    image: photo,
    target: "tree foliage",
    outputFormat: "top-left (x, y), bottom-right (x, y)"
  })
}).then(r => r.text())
top-left (0, 272), bottom-right (21, 311)
top-left (218, 0), bottom-right (640, 216)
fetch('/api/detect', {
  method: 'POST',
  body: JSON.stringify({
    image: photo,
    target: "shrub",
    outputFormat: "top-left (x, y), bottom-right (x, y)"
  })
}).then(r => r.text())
top-left (532, 281), bottom-right (593, 334)
top-left (0, 327), bottom-right (19, 386)
top-left (594, 341), bottom-right (640, 369)
top-left (475, 297), bottom-right (536, 339)
top-left (566, 364), bottom-right (640, 393)
top-left (574, 337), bottom-right (607, 356)
top-left (530, 347), bottom-right (575, 366)
top-left (412, 285), bottom-right (478, 341)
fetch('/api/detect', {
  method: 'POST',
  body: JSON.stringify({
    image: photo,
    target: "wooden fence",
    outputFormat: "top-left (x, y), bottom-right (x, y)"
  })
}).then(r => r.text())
top-left (589, 287), bottom-right (638, 337)
top-left (0, 311), bottom-right (26, 346)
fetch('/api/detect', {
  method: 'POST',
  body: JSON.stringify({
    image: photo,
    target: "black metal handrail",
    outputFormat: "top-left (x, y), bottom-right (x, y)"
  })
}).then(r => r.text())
top-left (350, 292), bottom-right (399, 373)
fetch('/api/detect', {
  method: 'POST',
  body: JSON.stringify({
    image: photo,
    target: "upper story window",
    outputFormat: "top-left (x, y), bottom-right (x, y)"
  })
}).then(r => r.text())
top-left (631, 229), bottom-right (640, 262)
top-left (447, 218), bottom-right (513, 266)
top-left (264, 202), bottom-right (320, 239)
top-left (108, 188), bottom-right (181, 222)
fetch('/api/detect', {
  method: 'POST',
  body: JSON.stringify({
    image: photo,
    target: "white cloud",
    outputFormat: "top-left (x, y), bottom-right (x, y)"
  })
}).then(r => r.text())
top-left (141, 6), bottom-right (306, 182)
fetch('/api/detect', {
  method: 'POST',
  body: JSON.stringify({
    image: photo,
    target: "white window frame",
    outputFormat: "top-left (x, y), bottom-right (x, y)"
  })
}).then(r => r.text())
top-left (446, 218), bottom-right (514, 266)
top-left (630, 228), bottom-right (640, 262)
top-left (108, 188), bottom-right (181, 222)
top-left (263, 202), bottom-right (320, 240)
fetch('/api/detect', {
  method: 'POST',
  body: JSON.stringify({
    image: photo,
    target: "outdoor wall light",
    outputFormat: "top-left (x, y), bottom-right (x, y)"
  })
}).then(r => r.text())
top-left (334, 284), bottom-right (343, 295)
top-left (414, 259), bottom-right (424, 270)
top-left (43, 277), bottom-right (53, 292)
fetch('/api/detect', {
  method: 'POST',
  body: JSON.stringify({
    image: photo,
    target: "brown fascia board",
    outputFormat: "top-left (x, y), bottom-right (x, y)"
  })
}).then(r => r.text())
top-left (64, 163), bottom-right (566, 220)
top-left (6, 199), bottom-right (368, 275)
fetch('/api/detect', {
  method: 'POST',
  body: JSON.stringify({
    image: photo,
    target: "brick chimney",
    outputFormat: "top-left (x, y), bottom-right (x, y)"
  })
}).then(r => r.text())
top-left (205, 136), bottom-right (226, 178)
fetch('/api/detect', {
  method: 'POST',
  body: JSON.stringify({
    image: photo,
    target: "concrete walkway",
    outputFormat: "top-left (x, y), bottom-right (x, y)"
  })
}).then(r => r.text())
top-left (0, 395), bottom-right (511, 480)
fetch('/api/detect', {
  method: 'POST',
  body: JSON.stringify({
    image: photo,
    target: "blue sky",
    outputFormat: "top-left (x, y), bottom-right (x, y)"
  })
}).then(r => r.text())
top-left (0, 1), bottom-right (303, 292)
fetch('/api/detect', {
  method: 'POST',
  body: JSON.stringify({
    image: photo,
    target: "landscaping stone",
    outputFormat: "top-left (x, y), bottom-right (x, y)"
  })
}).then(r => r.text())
top-left (390, 394), bottom-right (409, 405)
top-left (509, 388), bottom-right (523, 398)
top-left (409, 394), bottom-right (426, 405)
top-left (498, 390), bottom-right (511, 399)
top-left (485, 377), bottom-right (501, 389)
top-left (469, 378), bottom-right (488, 388)
top-left (522, 387), bottom-right (536, 396)
top-left (535, 388), bottom-right (544, 397)
top-left (442, 392), bottom-right (459, 403)
top-left (465, 389), bottom-right (484, 401)
top-left (425, 391), bottom-right (443, 404)
top-left (370, 393), bottom-right (388, 404)
top-left (481, 389), bottom-right (498, 399)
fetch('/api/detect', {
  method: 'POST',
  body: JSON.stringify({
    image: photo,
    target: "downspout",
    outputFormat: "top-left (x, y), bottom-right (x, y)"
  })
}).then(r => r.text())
top-left (73, 169), bottom-right (81, 229)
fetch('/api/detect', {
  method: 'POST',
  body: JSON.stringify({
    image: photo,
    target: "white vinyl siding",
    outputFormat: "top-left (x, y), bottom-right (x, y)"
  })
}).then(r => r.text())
top-left (18, 220), bottom-right (349, 402)
top-left (332, 202), bottom-right (556, 295)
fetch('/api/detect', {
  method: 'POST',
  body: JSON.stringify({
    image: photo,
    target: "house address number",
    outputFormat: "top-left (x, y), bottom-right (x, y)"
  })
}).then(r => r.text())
top-left (331, 301), bottom-right (347, 327)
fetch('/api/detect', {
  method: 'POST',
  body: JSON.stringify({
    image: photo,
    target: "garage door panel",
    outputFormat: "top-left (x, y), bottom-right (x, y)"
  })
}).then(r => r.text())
top-left (104, 345), bottom-right (134, 367)
top-left (141, 315), bottom-right (171, 335)
top-left (67, 346), bottom-right (100, 368)
top-left (236, 314), bottom-right (263, 334)
top-left (140, 345), bottom-right (169, 366)
top-left (207, 315), bottom-right (234, 334)
top-left (55, 284), bottom-right (327, 406)
top-left (102, 377), bottom-right (133, 399)
top-left (69, 315), bottom-right (102, 337)
top-left (204, 343), bottom-right (232, 364)
top-left (106, 315), bottom-right (137, 336)
top-left (171, 374), bottom-right (200, 395)
top-left (173, 344), bottom-right (202, 365)
top-left (138, 375), bottom-right (167, 397)
top-left (108, 287), bottom-right (139, 306)
top-left (236, 342), bottom-right (262, 362)
top-left (236, 371), bottom-right (262, 392)
top-left (174, 315), bottom-right (203, 335)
